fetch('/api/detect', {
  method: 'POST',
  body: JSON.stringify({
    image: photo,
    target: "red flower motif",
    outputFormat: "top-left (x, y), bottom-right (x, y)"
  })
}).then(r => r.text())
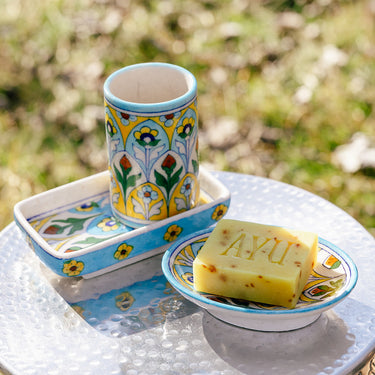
top-left (162, 154), bottom-right (176, 170)
top-left (120, 155), bottom-right (132, 171)
top-left (121, 112), bottom-right (130, 120)
top-left (44, 225), bottom-right (61, 235)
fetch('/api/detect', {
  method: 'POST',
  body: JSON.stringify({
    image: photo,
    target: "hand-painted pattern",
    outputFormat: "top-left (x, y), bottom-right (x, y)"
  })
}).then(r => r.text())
top-left (105, 99), bottom-right (199, 225)
top-left (27, 187), bottom-right (229, 277)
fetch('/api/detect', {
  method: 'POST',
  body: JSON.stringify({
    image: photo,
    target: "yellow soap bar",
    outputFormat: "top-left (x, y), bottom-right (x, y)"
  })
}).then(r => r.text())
top-left (193, 219), bottom-right (318, 308)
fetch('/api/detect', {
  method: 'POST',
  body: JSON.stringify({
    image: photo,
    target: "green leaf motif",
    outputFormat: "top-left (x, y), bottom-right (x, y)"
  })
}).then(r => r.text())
top-left (154, 166), bottom-right (183, 216)
top-left (114, 164), bottom-right (125, 188)
top-left (330, 260), bottom-right (341, 269)
top-left (52, 215), bottom-right (99, 235)
top-left (170, 166), bottom-right (183, 188)
top-left (76, 236), bottom-right (115, 245)
top-left (192, 159), bottom-right (199, 175)
top-left (330, 278), bottom-right (344, 289)
top-left (127, 173), bottom-right (142, 189)
top-left (66, 246), bottom-right (82, 252)
top-left (318, 285), bottom-right (330, 291)
top-left (136, 138), bottom-right (160, 147)
top-left (114, 156), bottom-right (141, 199)
top-left (155, 170), bottom-right (168, 189)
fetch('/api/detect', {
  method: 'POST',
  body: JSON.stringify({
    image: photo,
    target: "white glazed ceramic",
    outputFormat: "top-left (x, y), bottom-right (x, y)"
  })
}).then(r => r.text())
top-left (104, 63), bottom-right (199, 228)
top-left (13, 168), bottom-right (230, 278)
top-left (162, 227), bottom-right (358, 332)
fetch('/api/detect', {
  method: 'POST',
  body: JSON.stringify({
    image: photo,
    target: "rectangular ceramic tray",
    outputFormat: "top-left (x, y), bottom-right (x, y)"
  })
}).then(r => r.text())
top-left (13, 168), bottom-right (230, 278)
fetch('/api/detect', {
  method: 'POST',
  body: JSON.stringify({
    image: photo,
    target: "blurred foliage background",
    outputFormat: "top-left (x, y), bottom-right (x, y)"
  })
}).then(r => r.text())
top-left (0, 0), bottom-right (374, 237)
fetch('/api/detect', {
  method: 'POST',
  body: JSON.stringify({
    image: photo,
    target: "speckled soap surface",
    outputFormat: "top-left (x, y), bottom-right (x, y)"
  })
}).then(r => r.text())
top-left (0, 171), bottom-right (374, 375)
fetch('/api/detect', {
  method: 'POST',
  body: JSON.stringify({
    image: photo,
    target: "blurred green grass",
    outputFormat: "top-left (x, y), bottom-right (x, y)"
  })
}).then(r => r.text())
top-left (0, 0), bottom-right (374, 237)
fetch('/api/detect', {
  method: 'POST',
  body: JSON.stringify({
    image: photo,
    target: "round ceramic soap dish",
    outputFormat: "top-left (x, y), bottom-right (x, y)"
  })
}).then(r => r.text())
top-left (162, 227), bottom-right (358, 332)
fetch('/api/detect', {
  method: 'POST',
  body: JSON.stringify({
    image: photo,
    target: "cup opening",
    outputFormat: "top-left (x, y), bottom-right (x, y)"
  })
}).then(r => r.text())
top-left (108, 64), bottom-right (194, 104)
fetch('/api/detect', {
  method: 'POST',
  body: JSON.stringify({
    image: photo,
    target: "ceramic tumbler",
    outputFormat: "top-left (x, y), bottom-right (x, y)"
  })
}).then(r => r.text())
top-left (104, 62), bottom-right (199, 228)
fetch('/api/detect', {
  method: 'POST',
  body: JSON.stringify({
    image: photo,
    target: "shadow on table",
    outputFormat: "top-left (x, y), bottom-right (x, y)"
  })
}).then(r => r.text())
top-left (203, 300), bottom-right (362, 375)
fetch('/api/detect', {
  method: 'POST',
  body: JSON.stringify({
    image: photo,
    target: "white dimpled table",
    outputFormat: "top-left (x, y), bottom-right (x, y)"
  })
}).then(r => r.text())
top-left (0, 171), bottom-right (374, 375)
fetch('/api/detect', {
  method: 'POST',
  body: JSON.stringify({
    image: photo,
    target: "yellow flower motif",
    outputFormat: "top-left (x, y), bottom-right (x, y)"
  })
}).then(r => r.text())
top-left (164, 224), bottom-right (183, 242)
top-left (212, 204), bottom-right (228, 221)
top-left (63, 260), bottom-right (84, 277)
top-left (114, 243), bottom-right (133, 261)
top-left (106, 116), bottom-right (117, 136)
top-left (134, 126), bottom-right (158, 141)
top-left (97, 217), bottom-right (119, 232)
top-left (177, 117), bottom-right (195, 138)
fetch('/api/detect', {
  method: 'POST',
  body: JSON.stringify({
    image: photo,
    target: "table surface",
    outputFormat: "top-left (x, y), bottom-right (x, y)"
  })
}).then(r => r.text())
top-left (0, 171), bottom-right (374, 375)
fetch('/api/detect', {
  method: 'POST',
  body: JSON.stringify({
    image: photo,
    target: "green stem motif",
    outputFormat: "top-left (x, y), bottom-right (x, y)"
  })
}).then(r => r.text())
top-left (154, 154), bottom-right (182, 216)
top-left (114, 154), bottom-right (141, 205)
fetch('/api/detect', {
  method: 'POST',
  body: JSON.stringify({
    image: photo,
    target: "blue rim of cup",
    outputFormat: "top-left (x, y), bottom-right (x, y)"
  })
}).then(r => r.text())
top-left (103, 62), bottom-right (197, 115)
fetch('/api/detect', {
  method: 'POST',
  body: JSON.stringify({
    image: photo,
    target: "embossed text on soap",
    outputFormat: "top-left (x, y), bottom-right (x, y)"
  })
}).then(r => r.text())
top-left (220, 233), bottom-right (293, 264)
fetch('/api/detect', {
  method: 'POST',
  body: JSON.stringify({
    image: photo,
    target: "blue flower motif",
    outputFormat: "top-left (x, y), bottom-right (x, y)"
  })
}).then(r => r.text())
top-left (137, 185), bottom-right (158, 204)
top-left (160, 111), bottom-right (181, 127)
top-left (181, 177), bottom-right (192, 197)
top-left (117, 111), bottom-right (137, 126)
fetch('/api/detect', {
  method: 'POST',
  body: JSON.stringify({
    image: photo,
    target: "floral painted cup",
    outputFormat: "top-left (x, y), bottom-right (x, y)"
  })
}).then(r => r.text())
top-left (104, 62), bottom-right (199, 228)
